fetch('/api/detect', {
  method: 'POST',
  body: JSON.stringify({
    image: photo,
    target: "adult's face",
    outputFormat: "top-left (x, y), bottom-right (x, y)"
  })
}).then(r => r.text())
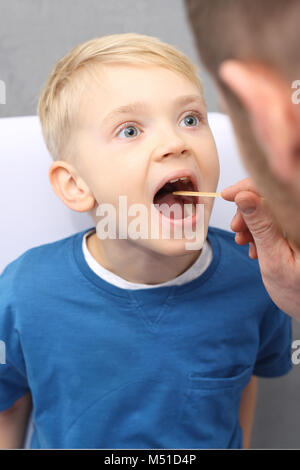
top-left (215, 62), bottom-right (300, 249)
top-left (184, 0), bottom-right (300, 249)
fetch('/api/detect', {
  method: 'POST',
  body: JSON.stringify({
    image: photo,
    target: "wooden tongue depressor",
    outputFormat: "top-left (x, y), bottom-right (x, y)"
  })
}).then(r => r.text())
top-left (172, 191), bottom-right (221, 198)
top-left (173, 190), bottom-right (265, 200)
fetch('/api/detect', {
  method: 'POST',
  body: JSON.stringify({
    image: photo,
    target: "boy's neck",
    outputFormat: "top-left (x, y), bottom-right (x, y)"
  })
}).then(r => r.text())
top-left (86, 231), bottom-right (203, 285)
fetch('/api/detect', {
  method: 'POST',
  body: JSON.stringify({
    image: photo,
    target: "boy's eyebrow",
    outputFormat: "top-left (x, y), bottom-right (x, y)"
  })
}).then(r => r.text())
top-left (103, 94), bottom-right (204, 124)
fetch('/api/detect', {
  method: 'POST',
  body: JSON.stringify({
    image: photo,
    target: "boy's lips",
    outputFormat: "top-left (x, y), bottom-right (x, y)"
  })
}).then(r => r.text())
top-left (151, 169), bottom-right (200, 205)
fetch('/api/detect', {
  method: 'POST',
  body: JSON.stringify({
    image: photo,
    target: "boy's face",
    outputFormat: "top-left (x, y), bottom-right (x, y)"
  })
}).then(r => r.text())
top-left (74, 64), bottom-right (219, 255)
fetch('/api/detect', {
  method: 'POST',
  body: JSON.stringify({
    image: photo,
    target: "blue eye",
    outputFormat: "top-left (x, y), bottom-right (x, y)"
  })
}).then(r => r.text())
top-left (118, 125), bottom-right (140, 138)
top-left (180, 114), bottom-right (200, 127)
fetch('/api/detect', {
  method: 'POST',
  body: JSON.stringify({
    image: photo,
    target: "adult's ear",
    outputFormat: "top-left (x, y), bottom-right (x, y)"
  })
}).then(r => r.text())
top-left (48, 161), bottom-right (96, 212)
top-left (218, 60), bottom-right (300, 184)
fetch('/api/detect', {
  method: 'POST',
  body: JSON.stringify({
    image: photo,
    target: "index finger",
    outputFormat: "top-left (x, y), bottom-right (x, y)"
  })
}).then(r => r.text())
top-left (221, 177), bottom-right (260, 201)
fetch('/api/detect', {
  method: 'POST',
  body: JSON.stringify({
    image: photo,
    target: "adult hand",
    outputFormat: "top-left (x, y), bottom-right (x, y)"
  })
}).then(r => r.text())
top-left (221, 177), bottom-right (300, 320)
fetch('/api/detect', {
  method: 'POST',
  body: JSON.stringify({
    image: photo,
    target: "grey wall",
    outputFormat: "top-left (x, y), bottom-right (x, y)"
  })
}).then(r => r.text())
top-left (0, 0), bottom-right (218, 118)
top-left (0, 0), bottom-right (299, 449)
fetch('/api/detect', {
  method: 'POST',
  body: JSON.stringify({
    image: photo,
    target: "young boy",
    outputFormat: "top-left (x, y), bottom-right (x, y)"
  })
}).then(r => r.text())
top-left (0, 33), bottom-right (292, 449)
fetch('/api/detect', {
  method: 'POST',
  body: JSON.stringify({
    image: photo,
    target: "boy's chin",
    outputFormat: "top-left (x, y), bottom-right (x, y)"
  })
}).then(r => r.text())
top-left (139, 233), bottom-right (207, 257)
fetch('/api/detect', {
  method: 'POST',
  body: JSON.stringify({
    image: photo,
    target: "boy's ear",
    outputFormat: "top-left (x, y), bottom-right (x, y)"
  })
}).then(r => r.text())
top-left (218, 60), bottom-right (300, 183)
top-left (49, 161), bottom-right (96, 212)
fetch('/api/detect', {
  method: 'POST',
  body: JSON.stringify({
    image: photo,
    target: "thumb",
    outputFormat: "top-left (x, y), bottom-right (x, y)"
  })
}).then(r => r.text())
top-left (234, 191), bottom-right (282, 252)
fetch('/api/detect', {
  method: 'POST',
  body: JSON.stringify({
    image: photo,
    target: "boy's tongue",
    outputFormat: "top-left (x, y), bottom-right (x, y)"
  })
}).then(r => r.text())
top-left (154, 193), bottom-right (194, 219)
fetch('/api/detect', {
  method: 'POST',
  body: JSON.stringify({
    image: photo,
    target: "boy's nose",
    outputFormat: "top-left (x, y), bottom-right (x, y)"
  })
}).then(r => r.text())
top-left (151, 127), bottom-right (189, 160)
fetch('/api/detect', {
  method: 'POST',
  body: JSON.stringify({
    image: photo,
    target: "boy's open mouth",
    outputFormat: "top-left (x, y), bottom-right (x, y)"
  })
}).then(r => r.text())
top-left (153, 174), bottom-right (199, 220)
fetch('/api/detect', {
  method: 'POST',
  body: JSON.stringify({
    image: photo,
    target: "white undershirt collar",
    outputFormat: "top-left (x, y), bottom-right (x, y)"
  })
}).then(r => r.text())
top-left (82, 228), bottom-right (213, 290)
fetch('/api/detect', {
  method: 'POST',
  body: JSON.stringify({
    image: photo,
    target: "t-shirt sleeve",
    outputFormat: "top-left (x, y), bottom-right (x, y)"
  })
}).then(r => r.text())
top-left (253, 302), bottom-right (292, 377)
top-left (0, 262), bottom-right (30, 411)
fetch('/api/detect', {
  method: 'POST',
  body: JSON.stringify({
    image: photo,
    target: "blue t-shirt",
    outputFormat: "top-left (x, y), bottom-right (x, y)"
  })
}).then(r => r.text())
top-left (0, 226), bottom-right (292, 449)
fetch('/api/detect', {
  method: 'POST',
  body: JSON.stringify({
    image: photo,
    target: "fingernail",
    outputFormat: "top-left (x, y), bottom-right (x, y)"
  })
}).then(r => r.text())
top-left (237, 200), bottom-right (256, 215)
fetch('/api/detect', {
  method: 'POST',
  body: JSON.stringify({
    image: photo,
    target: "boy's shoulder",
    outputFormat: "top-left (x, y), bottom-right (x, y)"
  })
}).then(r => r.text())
top-left (208, 225), bottom-right (254, 262)
top-left (207, 225), bottom-right (263, 281)
top-left (206, 226), bottom-right (286, 324)
top-left (0, 228), bottom-right (90, 294)
top-left (208, 224), bottom-right (242, 246)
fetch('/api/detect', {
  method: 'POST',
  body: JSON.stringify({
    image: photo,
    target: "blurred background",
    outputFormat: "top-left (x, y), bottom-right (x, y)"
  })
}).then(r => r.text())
top-left (0, 0), bottom-right (299, 448)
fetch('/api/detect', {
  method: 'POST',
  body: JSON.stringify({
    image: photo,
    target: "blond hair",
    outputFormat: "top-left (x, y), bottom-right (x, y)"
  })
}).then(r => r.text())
top-left (37, 33), bottom-right (203, 162)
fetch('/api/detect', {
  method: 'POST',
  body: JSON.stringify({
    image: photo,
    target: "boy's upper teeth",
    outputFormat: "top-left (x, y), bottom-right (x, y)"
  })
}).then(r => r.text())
top-left (169, 177), bottom-right (190, 183)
